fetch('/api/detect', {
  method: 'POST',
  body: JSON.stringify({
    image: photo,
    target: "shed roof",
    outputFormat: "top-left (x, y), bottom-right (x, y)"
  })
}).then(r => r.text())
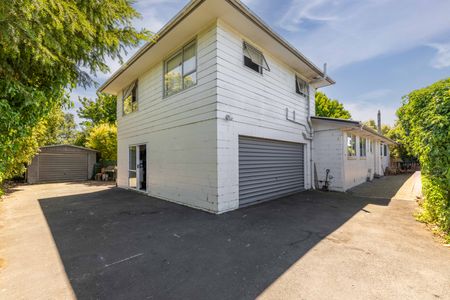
top-left (99, 0), bottom-right (334, 95)
top-left (40, 145), bottom-right (99, 152)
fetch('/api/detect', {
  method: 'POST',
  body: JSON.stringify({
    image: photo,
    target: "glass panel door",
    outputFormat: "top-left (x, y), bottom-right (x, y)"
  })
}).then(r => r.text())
top-left (129, 146), bottom-right (137, 188)
top-left (138, 145), bottom-right (147, 191)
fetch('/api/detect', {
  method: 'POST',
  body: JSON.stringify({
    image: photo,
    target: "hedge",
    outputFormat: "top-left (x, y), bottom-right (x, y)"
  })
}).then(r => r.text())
top-left (397, 78), bottom-right (450, 240)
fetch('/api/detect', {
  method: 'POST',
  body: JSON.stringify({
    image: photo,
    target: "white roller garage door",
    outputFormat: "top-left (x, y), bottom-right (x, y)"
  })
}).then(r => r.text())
top-left (38, 153), bottom-right (88, 182)
top-left (239, 136), bottom-right (305, 206)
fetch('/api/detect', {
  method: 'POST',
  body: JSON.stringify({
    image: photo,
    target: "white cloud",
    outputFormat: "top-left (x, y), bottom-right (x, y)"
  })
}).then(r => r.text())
top-left (277, 0), bottom-right (450, 70)
top-left (345, 101), bottom-right (397, 126)
top-left (428, 42), bottom-right (450, 69)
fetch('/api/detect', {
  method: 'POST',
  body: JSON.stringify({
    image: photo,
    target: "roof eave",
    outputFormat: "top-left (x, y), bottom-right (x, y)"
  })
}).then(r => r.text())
top-left (311, 116), bottom-right (396, 144)
top-left (99, 0), bottom-right (335, 94)
top-left (226, 0), bottom-right (334, 86)
top-left (99, 0), bottom-right (206, 93)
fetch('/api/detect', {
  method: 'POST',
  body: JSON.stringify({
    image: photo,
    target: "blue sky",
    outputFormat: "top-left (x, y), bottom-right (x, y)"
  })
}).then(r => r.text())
top-left (71, 0), bottom-right (450, 126)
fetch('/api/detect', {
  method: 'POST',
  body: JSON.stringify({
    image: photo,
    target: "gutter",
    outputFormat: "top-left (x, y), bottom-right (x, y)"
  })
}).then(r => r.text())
top-left (311, 116), bottom-right (395, 144)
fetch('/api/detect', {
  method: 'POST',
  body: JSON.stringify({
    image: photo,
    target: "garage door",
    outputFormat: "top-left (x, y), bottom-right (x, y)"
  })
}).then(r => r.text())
top-left (239, 136), bottom-right (305, 206)
top-left (38, 153), bottom-right (88, 182)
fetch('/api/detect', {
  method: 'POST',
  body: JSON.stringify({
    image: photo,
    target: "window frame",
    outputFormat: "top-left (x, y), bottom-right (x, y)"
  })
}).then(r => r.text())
top-left (242, 41), bottom-right (269, 74)
top-left (295, 75), bottom-right (309, 98)
top-left (384, 144), bottom-right (388, 157)
top-left (163, 39), bottom-right (198, 98)
top-left (347, 133), bottom-right (357, 158)
top-left (122, 80), bottom-right (138, 116)
top-left (359, 137), bottom-right (367, 158)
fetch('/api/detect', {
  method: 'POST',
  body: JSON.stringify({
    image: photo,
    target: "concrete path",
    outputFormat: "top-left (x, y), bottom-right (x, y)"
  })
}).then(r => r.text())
top-left (348, 172), bottom-right (422, 201)
top-left (1, 179), bottom-right (449, 300)
top-left (392, 171), bottom-right (422, 201)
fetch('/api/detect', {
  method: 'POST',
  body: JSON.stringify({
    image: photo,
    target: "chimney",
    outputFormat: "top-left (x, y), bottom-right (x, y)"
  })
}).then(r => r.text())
top-left (377, 110), bottom-right (381, 134)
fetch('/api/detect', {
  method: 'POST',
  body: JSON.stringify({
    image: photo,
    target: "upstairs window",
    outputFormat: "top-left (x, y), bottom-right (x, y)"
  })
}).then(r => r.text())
top-left (295, 76), bottom-right (309, 97)
top-left (164, 40), bottom-right (197, 97)
top-left (360, 137), bottom-right (367, 157)
top-left (243, 41), bottom-right (269, 74)
top-left (347, 134), bottom-right (357, 157)
top-left (123, 80), bottom-right (138, 115)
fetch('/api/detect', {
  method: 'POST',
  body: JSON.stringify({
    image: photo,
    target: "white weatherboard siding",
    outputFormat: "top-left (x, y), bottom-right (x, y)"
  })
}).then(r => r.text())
top-left (215, 20), bottom-right (314, 212)
top-left (117, 24), bottom-right (219, 212)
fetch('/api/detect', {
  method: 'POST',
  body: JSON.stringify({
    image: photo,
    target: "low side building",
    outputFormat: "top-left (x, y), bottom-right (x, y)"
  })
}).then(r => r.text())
top-left (312, 116), bottom-right (394, 192)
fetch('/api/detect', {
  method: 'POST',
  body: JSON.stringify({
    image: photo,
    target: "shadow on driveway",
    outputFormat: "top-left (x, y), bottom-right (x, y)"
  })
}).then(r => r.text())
top-left (39, 188), bottom-right (390, 299)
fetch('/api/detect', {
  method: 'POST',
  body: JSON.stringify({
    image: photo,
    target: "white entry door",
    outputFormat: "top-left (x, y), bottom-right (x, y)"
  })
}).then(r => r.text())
top-left (128, 145), bottom-right (147, 191)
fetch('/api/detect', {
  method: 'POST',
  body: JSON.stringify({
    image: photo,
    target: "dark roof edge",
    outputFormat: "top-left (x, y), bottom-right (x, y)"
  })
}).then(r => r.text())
top-left (311, 116), bottom-right (396, 144)
top-left (40, 145), bottom-right (99, 152)
top-left (311, 116), bottom-right (360, 125)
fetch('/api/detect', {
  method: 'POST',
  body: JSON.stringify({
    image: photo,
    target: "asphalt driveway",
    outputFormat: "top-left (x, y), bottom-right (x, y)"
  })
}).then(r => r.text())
top-left (1, 176), bottom-right (449, 300)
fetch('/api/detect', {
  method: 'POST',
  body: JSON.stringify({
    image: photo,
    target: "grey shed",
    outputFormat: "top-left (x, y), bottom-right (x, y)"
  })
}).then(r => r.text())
top-left (27, 145), bottom-right (98, 184)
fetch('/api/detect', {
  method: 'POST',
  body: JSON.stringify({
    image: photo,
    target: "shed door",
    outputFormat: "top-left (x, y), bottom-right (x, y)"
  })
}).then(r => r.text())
top-left (38, 153), bottom-right (88, 182)
top-left (239, 136), bottom-right (305, 206)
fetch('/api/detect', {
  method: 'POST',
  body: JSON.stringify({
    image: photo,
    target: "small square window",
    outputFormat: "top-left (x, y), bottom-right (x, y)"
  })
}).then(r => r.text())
top-left (123, 81), bottom-right (138, 115)
top-left (295, 76), bottom-right (309, 97)
top-left (243, 41), bottom-right (269, 74)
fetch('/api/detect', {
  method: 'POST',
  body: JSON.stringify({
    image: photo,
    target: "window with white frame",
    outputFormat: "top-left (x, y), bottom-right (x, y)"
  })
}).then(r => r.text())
top-left (347, 134), bottom-right (357, 157)
top-left (164, 40), bottom-right (197, 97)
top-left (122, 80), bottom-right (138, 115)
top-left (243, 41), bottom-right (269, 74)
top-left (384, 144), bottom-right (388, 156)
top-left (295, 76), bottom-right (309, 97)
top-left (360, 137), bottom-right (367, 157)
top-left (369, 139), bottom-right (373, 153)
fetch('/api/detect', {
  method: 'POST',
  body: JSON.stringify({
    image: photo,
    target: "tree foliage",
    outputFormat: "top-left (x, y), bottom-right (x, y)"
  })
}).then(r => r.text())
top-left (397, 78), bottom-right (450, 240)
top-left (86, 123), bottom-right (117, 161)
top-left (0, 0), bottom-right (151, 183)
top-left (315, 91), bottom-right (352, 119)
top-left (40, 109), bottom-right (78, 145)
top-left (363, 119), bottom-right (378, 131)
top-left (78, 93), bottom-right (117, 127)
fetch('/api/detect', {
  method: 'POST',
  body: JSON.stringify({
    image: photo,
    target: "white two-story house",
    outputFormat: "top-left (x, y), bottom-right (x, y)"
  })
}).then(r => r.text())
top-left (100, 0), bottom-right (391, 213)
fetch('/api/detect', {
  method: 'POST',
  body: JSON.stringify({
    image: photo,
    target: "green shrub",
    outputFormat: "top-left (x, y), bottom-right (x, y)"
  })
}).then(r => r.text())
top-left (397, 78), bottom-right (450, 240)
top-left (86, 123), bottom-right (117, 161)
